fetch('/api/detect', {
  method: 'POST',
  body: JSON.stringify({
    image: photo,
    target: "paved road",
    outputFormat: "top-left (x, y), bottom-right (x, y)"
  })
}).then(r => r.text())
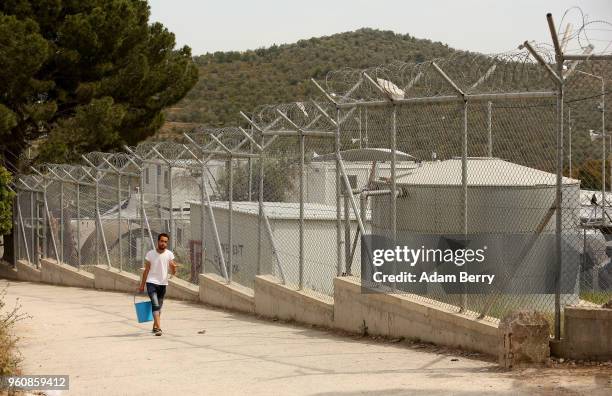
top-left (2, 279), bottom-right (610, 395)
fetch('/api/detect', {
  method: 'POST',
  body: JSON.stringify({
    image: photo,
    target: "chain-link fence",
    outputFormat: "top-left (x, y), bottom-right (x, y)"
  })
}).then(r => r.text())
top-left (10, 32), bottom-right (611, 338)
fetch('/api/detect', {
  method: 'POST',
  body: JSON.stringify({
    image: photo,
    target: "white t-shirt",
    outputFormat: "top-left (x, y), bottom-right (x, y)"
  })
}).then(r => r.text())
top-left (145, 249), bottom-right (175, 285)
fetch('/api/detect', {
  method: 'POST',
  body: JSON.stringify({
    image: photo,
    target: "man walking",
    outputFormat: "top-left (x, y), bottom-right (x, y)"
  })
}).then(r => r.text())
top-left (138, 233), bottom-right (177, 336)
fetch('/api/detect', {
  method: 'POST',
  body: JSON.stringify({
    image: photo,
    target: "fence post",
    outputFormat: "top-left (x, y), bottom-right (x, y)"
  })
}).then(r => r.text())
top-left (248, 135), bottom-right (253, 201)
top-left (391, 105), bottom-right (397, 291)
top-left (30, 190), bottom-right (37, 268)
top-left (95, 177), bottom-right (100, 267)
top-left (554, 82), bottom-right (564, 340)
top-left (76, 180), bottom-right (81, 269)
top-left (43, 182), bottom-right (60, 263)
top-left (335, 107), bottom-right (342, 276)
top-left (60, 180), bottom-right (64, 263)
top-left (16, 191), bottom-right (31, 265)
top-left (200, 164), bottom-right (206, 275)
top-left (228, 159), bottom-right (233, 283)
top-left (461, 99), bottom-right (469, 312)
top-left (41, 187), bottom-right (48, 260)
top-left (13, 193), bottom-right (19, 265)
top-left (94, 172), bottom-right (112, 268)
top-left (168, 164), bottom-right (174, 251)
top-left (117, 172), bottom-right (122, 271)
top-left (487, 101), bottom-right (493, 157)
top-left (127, 175), bottom-right (132, 269)
top-left (140, 171), bottom-right (146, 266)
top-left (257, 136), bottom-right (265, 276)
top-left (299, 131), bottom-right (305, 289)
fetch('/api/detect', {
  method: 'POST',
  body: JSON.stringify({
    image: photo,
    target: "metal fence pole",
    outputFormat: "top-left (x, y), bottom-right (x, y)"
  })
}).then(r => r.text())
top-left (117, 172), bottom-right (122, 271)
top-left (41, 186), bottom-right (48, 260)
top-left (202, 169), bottom-right (228, 281)
top-left (14, 193), bottom-right (20, 264)
top-left (140, 173), bottom-right (146, 263)
top-left (43, 185), bottom-right (60, 263)
top-left (568, 107), bottom-right (572, 176)
top-left (555, 85), bottom-right (564, 340)
top-left (602, 77), bottom-right (607, 211)
top-left (257, 136), bottom-right (264, 276)
top-left (168, 165), bottom-right (174, 251)
top-left (228, 159), bottom-right (233, 283)
top-left (299, 131), bottom-right (305, 289)
top-left (461, 100), bottom-right (469, 312)
top-left (60, 180), bottom-right (64, 263)
top-left (391, 105), bottom-right (397, 244)
top-left (262, 205), bottom-right (286, 283)
top-left (95, 177), bottom-right (100, 266)
top-left (127, 176), bottom-right (133, 268)
top-left (343, 189), bottom-right (350, 275)
top-left (391, 105), bottom-right (397, 241)
top-left (30, 190), bottom-right (35, 266)
top-left (248, 135), bottom-right (253, 201)
top-left (200, 164), bottom-right (206, 274)
top-left (76, 181), bottom-right (81, 269)
top-left (95, 173), bottom-right (112, 268)
top-left (142, 197), bottom-right (155, 249)
top-left (16, 193), bottom-right (31, 264)
top-left (391, 105), bottom-right (398, 291)
top-left (602, 120), bottom-right (606, 221)
top-left (336, 107), bottom-right (342, 276)
top-left (487, 101), bottom-right (493, 157)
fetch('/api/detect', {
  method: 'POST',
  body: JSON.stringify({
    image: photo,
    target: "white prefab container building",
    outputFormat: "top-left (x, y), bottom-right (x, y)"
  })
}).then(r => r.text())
top-left (142, 159), bottom-right (228, 213)
top-left (371, 158), bottom-right (581, 234)
top-left (189, 201), bottom-right (367, 294)
top-left (369, 158), bottom-right (582, 310)
top-left (287, 161), bottom-right (417, 206)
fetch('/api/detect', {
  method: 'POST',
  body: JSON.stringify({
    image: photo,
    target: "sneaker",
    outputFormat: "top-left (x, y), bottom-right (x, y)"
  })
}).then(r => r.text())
top-left (154, 328), bottom-right (162, 336)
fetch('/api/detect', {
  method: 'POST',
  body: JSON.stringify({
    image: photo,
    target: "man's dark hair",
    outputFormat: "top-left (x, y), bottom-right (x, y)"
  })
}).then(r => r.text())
top-left (158, 233), bottom-right (170, 241)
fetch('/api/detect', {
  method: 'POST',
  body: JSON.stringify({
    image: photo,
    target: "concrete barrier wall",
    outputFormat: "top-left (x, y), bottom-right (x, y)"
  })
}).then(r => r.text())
top-left (333, 277), bottom-right (500, 357)
top-left (40, 258), bottom-right (94, 289)
top-left (93, 266), bottom-right (140, 293)
top-left (551, 306), bottom-right (612, 360)
top-left (135, 267), bottom-right (199, 302)
top-left (16, 260), bottom-right (42, 282)
top-left (167, 277), bottom-right (199, 302)
top-left (254, 275), bottom-right (333, 327)
top-left (0, 261), bottom-right (19, 280)
top-left (199, 273), bottom-right (254, 314)
top-left (7, 257), bottom-right (511, 358)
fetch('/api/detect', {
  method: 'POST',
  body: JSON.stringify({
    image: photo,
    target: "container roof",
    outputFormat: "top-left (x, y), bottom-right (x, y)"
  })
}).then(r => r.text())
top-left (188, 201), bottom-right (370, 221)
top-left (388, 158), bottom-right (579, 187)
top-left (312, 148), bottom-right (417, 162)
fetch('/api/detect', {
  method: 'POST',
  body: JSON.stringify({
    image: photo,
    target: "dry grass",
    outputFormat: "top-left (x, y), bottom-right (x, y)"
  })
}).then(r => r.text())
top-left (0, 284), bottom-right (27, 378)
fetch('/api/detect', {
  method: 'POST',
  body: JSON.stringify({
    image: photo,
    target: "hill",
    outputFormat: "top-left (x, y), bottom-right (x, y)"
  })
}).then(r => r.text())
top-left (159, 28), bottom-right (611, 191)
top-left (161, 28), bottom-right (456, 134)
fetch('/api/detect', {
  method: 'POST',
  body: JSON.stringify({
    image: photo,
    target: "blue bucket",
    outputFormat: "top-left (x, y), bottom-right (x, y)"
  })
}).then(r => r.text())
top-left (134, 295), bottom-right (153, 323)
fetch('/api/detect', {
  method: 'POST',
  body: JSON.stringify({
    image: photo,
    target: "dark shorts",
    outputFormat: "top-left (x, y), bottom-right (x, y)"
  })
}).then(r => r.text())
top-left (146, 282), bottom-right (167, 313)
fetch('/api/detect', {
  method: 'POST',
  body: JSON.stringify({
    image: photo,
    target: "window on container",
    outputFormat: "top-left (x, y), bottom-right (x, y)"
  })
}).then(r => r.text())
top-left (145, 168), bottom-right (149, 184)
top-left (164, 170), bottom-right (169, 189)
top-left (157, 165), bottom-right (161, 176)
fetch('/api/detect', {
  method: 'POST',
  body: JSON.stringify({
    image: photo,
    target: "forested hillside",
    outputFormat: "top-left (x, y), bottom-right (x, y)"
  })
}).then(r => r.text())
top-left (159, 28), bottom-right (456, 136)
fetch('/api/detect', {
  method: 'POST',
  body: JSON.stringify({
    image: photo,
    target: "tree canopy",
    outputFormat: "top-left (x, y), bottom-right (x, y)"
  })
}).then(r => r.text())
top-left (0, 166), bottom-right (14, 236)
top-left (0, 0), bottom-right (199, 167)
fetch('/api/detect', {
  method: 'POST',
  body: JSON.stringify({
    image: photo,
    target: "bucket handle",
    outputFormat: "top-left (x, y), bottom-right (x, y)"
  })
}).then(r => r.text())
top-left (134, 293), bottom-right (148, 304)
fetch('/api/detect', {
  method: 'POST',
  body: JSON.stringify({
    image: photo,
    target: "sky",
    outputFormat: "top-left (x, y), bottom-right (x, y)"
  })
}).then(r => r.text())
top-left (148, 0), bottom-right (611, 56)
